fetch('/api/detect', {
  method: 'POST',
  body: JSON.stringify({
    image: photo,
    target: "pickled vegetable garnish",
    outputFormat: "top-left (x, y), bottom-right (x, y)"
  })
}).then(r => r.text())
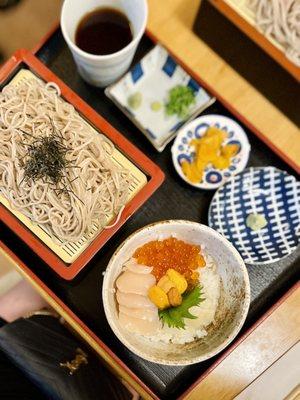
top-left (181, 126), bottom-right (239, 184)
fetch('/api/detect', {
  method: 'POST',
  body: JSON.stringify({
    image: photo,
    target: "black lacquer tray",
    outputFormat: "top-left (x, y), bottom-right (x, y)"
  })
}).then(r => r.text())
top-left (1, 29), bottom-right (299, 399)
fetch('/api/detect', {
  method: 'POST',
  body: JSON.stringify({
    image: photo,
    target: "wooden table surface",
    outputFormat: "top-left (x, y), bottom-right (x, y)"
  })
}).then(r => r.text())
top-left (1, 2), bottom-right (299, 399)
top-left (147, 0), bottom-right (300, 174)
top-left (182, 283), bottom-right (300, 400)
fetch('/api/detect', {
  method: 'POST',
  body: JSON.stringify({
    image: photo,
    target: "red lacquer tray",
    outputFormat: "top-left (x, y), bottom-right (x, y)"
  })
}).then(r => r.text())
top-left (0, 49), bottom-right (164, 280)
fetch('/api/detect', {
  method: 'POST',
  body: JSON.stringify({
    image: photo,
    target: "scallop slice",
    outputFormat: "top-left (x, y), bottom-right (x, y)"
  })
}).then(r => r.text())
top-left (119, 311), bottom-right (160, 335)
top-left (119, 305), bottom-right (158, 322)
top-left (124, 259), bottom-right (153, 274)
top-left (116, 290), bottom-right (156, 309)
top-left (116, 270), bottom-right (156, 296)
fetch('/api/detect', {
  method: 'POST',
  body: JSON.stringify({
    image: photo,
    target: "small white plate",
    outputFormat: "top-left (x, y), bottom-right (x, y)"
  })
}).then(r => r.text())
top-left (171, 114), bottom-right (251, 190)
top-left (105, 45), bottom-right (215, 152)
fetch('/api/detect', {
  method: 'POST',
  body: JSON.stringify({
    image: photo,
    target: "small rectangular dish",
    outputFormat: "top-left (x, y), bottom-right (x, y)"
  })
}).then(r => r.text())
top-left (0, 49), bottom-right (164, 280)
top-left (105, 44), bottom-right (215, 152)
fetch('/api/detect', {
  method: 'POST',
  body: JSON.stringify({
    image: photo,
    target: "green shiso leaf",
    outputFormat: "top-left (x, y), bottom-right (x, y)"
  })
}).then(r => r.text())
top-left (158, 285), bottom-right (205, 330)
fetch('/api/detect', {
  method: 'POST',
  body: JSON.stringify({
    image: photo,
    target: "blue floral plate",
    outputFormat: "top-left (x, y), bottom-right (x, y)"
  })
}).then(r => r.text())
top-left (208, 166), bottom-right (300, 265)
top-left (171, 114), bottom-right (250, 190)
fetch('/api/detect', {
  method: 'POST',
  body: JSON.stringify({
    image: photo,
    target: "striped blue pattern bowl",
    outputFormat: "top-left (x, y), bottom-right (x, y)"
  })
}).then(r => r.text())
top-left (209, 167), bottom-right (300, 264)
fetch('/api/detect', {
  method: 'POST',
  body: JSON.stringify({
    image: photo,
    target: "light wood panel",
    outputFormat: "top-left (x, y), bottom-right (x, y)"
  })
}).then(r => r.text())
top-left (147, 0), bottom-right (300, 173)
top-left (0, 0), bottom-right (62, 60)
top-left (0, 252), bottom-right (22, 296)
top-left (182, 284), bottom-right (300, 400)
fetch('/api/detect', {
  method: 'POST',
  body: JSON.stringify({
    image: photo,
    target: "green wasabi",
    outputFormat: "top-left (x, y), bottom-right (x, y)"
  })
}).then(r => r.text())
top-left (127, 92), bottom-right (142, 110)
top-left (150, 101), bottom-right (162, 111)
top-left (246, 213), bottom-right (268, 231)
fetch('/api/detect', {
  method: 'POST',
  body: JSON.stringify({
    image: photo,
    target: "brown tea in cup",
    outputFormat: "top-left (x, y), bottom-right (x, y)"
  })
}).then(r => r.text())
top-left (75, 7), bottom-right (133, 56)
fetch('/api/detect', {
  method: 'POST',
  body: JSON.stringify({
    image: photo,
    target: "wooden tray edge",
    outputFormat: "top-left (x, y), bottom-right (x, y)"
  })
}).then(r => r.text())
top-left (208, 0), bottom-right (300, 82)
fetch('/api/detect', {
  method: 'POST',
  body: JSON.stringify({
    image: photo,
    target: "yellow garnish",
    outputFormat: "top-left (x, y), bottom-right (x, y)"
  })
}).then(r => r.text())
top-left (221, 143), bottom-right (239, 158)
top-left (167, 287), bottom-right (182, 307)
top-left (181, 160), bottom-right (203, 183)
top-left (157, 275), bottom-right (175, 293)
top-left (148, 286), bottom-right (170, 310)
top-left (205, 126), bottom-right (227, 142)
top-left (149, 270), bottom-right (188, 309)
top-left (212, 156), bottom-right (231, 170)
top-left (166, 269), bottom-right (188, 294)
top-left (180, 126), bottom-right (238, 184)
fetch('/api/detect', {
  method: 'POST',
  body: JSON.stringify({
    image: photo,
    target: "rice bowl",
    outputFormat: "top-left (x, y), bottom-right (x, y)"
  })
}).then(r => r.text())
top-left (102, 220), bottom-right (250, 365)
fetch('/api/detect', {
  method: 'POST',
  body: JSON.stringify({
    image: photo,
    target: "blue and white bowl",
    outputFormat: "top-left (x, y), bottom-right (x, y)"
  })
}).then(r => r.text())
top-left (171, 114), bottom-right (251, 190)
top-left (208, 166), bottom-right (300, 265)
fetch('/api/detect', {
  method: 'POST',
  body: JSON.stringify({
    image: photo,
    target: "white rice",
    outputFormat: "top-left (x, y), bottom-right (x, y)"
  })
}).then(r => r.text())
top-left (142, 252), bottom-right (220, 344)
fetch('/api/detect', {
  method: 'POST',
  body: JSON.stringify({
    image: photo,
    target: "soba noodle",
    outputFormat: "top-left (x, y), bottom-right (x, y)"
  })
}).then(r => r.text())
top-left (0, 78), bottom-right (131, 243)
top-left (248, 0), bottom-right (300, 66)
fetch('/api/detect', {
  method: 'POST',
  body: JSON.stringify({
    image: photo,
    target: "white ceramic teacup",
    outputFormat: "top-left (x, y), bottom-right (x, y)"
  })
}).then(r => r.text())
top-left (61, 0), bottom-right (148, 87)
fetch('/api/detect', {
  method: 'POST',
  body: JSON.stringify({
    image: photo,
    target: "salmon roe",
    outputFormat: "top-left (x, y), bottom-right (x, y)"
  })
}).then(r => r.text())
top-left (133, 237), bottom-right (206, 287)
